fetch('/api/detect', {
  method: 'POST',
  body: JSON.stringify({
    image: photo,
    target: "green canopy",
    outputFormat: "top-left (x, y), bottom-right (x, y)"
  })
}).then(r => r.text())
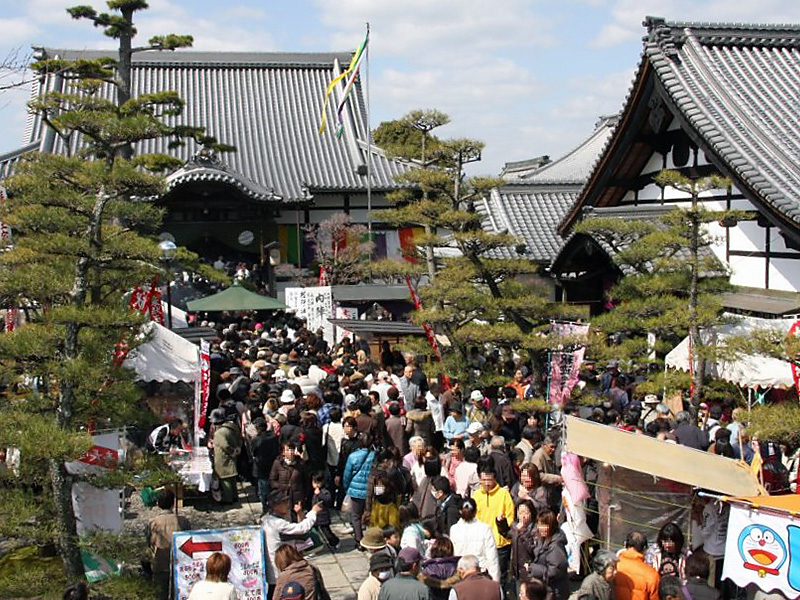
top-left (186, 281), bottom-right (287, 312)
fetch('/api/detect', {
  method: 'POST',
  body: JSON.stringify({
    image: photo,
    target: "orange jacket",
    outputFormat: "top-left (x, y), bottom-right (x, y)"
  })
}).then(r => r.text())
top-left (614, 548), bottom-right (660, 600)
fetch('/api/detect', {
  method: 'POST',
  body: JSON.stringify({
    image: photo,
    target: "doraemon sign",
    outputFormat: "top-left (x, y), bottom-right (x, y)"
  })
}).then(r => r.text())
top-left (723, 502), bottom-right (800, 597)
top-left (737, 525), bottom-right (787, 576)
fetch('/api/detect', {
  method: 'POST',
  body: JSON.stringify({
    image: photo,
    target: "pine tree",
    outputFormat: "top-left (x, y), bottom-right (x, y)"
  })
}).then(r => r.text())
top-left (373, 110), bottom-right (581, 386)
top-left (574, 169), bottom-right (748, 401)
top-left (0, 0), bottom-right (225, 586)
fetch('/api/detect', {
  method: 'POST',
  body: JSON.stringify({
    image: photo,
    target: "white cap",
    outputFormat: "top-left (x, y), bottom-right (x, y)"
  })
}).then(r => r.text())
top-left (273, 369), bottom-right (286, 381)
top-left (470, 390), bottom-right (483, 401)
top-left (467, 422), bottom-right (484, 435)
top-left (280, 389), bottom-right (296, 404)
top-left (345, 393), bottom-right (358, 406)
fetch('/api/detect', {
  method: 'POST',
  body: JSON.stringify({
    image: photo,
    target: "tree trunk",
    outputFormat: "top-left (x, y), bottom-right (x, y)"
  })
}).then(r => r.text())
top-left (117, 8), bottom-right (134, 160)
top-left (689, 190), bottom-right (703, 404)
top-left (49, 459), bottom-right (84, 578)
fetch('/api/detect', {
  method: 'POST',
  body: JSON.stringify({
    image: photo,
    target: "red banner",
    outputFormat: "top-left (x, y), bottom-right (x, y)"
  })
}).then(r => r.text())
top-left (198, 339), bottom-right (211, 430)
top-left (0, 185), bottom-right (10, 242)
top-left (788, 320), bottom-right (800, 392)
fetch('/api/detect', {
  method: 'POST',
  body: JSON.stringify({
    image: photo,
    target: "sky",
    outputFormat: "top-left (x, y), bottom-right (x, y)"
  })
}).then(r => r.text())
top-left (3, 0), bottom-right (800, 175)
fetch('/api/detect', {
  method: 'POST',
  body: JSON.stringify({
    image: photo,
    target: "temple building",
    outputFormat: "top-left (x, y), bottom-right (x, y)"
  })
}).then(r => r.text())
top-left (551, 18), bottom-right (800, 317)
top-left (0, 48), bottom-right (412, 293)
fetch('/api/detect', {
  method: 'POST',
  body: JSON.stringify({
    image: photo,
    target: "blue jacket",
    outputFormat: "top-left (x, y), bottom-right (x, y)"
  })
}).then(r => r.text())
top-left (343, 447), bottom-right (375, 500)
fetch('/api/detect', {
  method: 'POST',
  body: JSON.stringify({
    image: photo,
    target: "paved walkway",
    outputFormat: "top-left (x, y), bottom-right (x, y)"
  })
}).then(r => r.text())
top-left (127, 481), bottom-right (369, 599)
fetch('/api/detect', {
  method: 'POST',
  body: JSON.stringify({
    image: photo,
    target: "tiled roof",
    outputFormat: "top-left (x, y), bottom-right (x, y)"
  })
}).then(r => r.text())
top-left (477, 185), bottom-right (581, 264)
top-left (0, 142), bottom-right (39, 182)
top-left (479, 116), bottom-right (618, 265)
top-left (501, 115), bottom-right (618, 184)
top-left (15, 48), bottom-right (409, 201)
top-left (563, 18), bottom-right (800, 234)
top-left (641, 18), bottom-right (800, 227)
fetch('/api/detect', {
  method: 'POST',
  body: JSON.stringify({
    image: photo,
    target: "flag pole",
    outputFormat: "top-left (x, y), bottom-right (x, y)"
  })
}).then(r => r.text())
top-left (365, 22), bottom-right (373, 241)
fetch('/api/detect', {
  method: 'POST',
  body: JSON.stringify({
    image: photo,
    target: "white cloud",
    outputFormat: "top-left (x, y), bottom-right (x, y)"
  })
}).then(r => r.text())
top-left (0, 19), bottom-right (40, 46)
top-left (315, 0), bottom-right (555, 61)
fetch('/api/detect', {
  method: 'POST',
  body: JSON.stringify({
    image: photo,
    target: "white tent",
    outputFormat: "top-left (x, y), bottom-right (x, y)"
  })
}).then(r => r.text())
top-left (665, 314), bottom-right (796, 389)
top-left (123, 321), bottom-right (199, 382)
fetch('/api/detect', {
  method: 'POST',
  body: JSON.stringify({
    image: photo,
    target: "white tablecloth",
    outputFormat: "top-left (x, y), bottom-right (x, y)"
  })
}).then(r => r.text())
top-left (169, 448), bottom-right (213, 493)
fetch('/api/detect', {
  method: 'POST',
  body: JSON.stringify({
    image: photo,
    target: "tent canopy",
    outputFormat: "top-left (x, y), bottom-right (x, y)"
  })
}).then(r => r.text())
top-left (665, 314), bottom-right (796, 389)
top-left (186, 281), bottom-right (287, 312)
top-left (123, 321), bottom-right (200, 382)
top-left (564, 415), bottom-right (765, 497)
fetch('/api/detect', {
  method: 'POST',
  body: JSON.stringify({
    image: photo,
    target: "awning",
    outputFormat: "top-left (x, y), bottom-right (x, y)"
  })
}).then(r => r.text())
top-left (186, 280), bottom-right (287, 312)
top-left (327, 319), bottom-right (425, 336)
top-left (664, 314), bottom-right (796, 389)
top-left (123, 321), bottom-right (200, 382)
top-left (331, 284), bottom-right (411, 303)
top-left (564, 415), bottom-right (765, 497)
top-left (721, 287), bottom-right (800, 317)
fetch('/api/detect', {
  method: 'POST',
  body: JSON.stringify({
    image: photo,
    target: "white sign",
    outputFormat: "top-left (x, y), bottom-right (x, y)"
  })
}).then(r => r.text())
top-left (173, 526), bottom-right (267, 600)
top-left (722, 503), bottom-right (800, 597)
top-left (284, 286), bottom-right (335, 346)
top-left (335, 305), bottom-right (359, 344)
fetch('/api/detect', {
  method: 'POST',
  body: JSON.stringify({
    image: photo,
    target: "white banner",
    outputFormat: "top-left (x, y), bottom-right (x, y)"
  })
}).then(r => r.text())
top-left (722, 503), bottom-right (800, 597)
top-left (284, 286), bottom-right (335, 346)
top-left (173, 526), bottom-right (267, 600)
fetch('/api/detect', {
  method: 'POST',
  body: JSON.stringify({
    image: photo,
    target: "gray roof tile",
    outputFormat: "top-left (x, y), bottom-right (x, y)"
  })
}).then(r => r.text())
top-left (15, 48), bottom-right (408, 201)
top-left (480, 116), bottom-right (618, 265)
top-left (642, 18), bottom-right (800, 226)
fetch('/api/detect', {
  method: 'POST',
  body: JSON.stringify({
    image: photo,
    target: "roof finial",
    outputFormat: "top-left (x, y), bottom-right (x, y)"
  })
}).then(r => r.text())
top-left (644, 16), bottom-right (679, 59)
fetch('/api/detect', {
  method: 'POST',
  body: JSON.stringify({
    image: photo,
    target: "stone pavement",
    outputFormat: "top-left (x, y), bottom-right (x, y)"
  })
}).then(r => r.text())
top-left (126, 480), bottom-right (369, 599)
top-left (303, 514), bottom-right (370, 600)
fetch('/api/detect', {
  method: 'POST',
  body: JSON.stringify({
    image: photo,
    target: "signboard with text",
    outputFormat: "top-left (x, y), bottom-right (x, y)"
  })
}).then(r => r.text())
top-left (173, 526), bottom-right (266, 600)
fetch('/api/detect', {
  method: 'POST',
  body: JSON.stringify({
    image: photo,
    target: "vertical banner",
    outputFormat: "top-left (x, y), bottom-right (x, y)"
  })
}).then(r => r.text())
top-left (195, 339), bottom-right (211, 446)
top-left (0, 185), bottom-right (10, 243)
top-left (548, 323), bottom-right (589, 404)
top-left (722, 503), bottom-right (800, 597)
top-left (284, 287), bottom-right (335, 346)
top-left (173, 526), bottom-right (267, 600)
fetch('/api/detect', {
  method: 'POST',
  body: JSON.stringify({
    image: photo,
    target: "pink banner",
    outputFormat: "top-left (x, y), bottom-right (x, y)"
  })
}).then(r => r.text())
top-left (196, 339), bottom-right (211, 441)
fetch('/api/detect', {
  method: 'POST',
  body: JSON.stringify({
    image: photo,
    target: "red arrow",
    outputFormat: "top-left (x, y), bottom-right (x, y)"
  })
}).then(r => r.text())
top-left (179, 537), bottom-right (222, 558)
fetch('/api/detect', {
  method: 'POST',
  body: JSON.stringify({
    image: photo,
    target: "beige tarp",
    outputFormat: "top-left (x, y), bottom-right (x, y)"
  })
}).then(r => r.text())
top-left (564, 415), bottom-right (765, 497)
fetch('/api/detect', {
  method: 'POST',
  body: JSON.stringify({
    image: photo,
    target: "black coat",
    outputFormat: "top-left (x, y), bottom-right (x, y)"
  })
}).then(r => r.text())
top-left (251, 430), bottom-right (279, 479)
top-left (435, 493), bottom-right (462, 535)
top-left (526, 531), bottom-right (569, 600)
top-left (490, 450), bottom-right (516, 489)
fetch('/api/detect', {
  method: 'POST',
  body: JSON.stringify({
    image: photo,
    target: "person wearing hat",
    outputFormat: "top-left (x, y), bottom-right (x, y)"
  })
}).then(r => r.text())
top-left (361, 526), bottom-right (388, 552)
top-left (466, 391), bottom-right (490, 426)
top-left (280, 582), bottom-right (306, 600)
top-left (359, 551), bottom-right (395, 600)
top-left (442, 402), bottom-right (468, 442)
top-left (465, 422), bottom-right (489, 456)
top-left (377, 547), bottom-right (430, 600)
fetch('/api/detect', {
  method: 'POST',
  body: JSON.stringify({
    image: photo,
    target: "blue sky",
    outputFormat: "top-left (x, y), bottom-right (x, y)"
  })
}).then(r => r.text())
top-left (3, 0), bottom-right (800, 175)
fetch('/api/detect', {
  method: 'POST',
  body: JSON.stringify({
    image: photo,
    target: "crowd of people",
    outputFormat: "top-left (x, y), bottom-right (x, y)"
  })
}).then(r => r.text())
top-left (144, 313), bottom-right (780, 600)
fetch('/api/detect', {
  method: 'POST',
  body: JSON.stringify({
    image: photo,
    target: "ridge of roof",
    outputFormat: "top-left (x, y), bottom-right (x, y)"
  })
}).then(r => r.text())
top-left (34, 47), bottom-right (352, 67)
top-left (644, 16), bottom-right (800, 46)
top-left (505, 114), bottom-right (620, 185)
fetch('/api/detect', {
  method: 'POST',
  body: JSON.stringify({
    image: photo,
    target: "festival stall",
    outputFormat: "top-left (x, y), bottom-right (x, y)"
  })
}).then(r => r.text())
top-left (124, 321), bottom-right (213, 495)
top-left (665, 314), bottom-right (797, 391)
top-left (563, 416), bottom-right (765, 549)
top-left (721, 494), bottom-right (800, 597)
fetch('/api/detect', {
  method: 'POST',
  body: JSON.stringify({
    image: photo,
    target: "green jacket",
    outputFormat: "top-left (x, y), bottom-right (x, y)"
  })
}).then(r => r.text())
top-left (213, 421), bottom-right (242, 479)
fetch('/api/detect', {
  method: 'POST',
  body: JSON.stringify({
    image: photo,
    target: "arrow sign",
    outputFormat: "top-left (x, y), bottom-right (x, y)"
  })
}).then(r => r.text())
top-left (179, 537), bottom-right (222, 558)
